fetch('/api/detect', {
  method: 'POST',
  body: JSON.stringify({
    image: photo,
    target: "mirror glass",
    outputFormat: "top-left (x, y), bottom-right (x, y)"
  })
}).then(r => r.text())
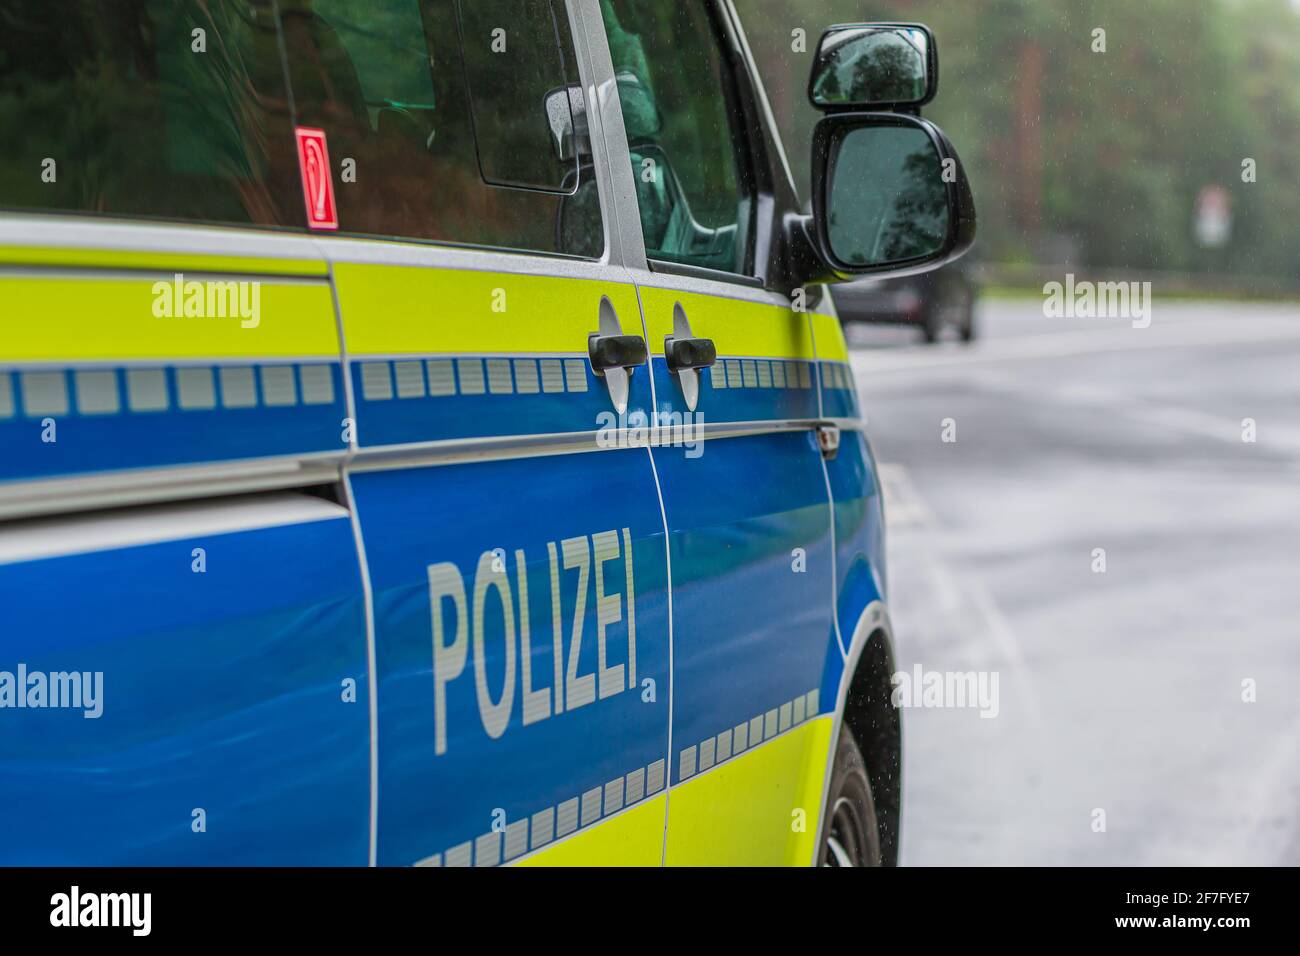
top-left (811, 26), bottom-right (930, 107)
top-left (827, 124), bottom-right (948, 267)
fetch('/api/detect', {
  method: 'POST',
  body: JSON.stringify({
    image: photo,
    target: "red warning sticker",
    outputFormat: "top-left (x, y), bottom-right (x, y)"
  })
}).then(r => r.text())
top-left (295, 127), bottom-right (338, 230)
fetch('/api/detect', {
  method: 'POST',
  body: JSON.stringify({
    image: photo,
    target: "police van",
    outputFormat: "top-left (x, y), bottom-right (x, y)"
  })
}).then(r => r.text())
top-left (0, 1), bottom-right (973, 866)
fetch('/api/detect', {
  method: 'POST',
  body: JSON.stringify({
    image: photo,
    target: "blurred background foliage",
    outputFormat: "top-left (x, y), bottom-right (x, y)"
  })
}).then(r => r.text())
top-left (739, 0), bottom-right (1300, 284)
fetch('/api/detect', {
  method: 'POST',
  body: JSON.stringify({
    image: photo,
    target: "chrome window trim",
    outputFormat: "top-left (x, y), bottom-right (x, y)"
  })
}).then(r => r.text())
top-left (0, 455), bottom-right (344, 522)
top-left (0, 490), bottom-right (350, 566)
top-left (0, 214), bottom-right (326, 265)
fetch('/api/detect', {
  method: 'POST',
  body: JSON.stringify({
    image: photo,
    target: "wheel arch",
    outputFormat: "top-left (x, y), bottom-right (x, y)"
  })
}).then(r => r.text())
top-left (817, 601), bottom-right (901, 866)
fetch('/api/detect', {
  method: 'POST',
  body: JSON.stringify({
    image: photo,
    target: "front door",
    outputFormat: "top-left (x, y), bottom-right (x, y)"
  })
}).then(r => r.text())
top-left (593, 0), bottom-right (840, 865)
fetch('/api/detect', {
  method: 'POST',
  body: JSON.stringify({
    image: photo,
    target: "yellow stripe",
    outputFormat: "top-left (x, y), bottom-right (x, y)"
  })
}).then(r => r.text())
top-left (513, 794), bottom-right (666, 866)
top-left (0, 275), bottom-right (339, 362)
top-left (638, 286), bottom-right (816, 360)
top-left (664, 716), bottom-right (832, 866)
top-left (811, 310), bottom-right (849, 361)
top-left (335, 263), bottom-right (641, 356)
top-left (0, 244), bottom-right (327, 277)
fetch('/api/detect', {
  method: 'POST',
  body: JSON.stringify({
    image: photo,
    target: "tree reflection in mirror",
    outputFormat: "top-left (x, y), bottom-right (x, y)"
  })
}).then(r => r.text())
top-left (828, 126), bottom-right (947, 267)
top-left (812, 28), bottom-right (928, 107)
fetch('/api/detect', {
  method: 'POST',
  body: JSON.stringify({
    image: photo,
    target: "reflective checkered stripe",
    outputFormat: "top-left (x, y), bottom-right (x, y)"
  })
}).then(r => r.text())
top-left (0, 361), bottom-right (344, 484)
top-left (819, 361), bottom-right (855, 393)
top-left (358, 356), bottom-right (590, 401)
top-left (678, 689), bottom-right (819, 782)
top-left (711, 357), bottom-right (814, 391)
top-left (413, 758), bottom-right (666, 867)
top-left (693, 355), bottom-right (819, 423)
top-left (1, 363), bottom-right (337, 418)
top-left (818, 360), bottom-right (860, 419)
top-left (348, 351), bottom-right (637, 446)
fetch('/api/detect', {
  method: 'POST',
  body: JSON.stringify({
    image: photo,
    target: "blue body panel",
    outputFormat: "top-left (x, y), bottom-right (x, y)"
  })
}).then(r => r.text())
top-left (0, 362), bottom-right (346, 483)
top-left (821, 428), bottom-right (886, 708)
top-left (650, 431), bottom-right (836, 784)
top-left (828, 429), bottom-right (885, 615)
top-left (349, 449), bottom-right (670, 865)
top-left (0, 514), bottom-right (370, 864)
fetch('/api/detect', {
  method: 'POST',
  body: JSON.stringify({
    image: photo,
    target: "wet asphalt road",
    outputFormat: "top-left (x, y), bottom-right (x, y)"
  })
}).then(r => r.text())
top-left (847, 298), bottom-right (1300, 865)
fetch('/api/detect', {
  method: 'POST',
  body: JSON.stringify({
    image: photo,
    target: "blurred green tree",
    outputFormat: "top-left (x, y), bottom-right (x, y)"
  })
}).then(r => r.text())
top-left (738, 0), bottom-right (1300, 281)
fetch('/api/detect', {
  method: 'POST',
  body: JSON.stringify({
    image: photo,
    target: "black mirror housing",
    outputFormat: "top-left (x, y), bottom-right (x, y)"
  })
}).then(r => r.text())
top-left (803, 112), bottom-right (975, 285)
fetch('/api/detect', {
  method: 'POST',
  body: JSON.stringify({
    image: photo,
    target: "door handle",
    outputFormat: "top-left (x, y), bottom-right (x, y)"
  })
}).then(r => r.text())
top-left (589, 297), bottom-right (646, 416)
top-left (664, 336), bottom-right (716, 373)
top-left (665, 303), bottom-right (713, 413)
top-left (589, 333), bottom-right (649, 374)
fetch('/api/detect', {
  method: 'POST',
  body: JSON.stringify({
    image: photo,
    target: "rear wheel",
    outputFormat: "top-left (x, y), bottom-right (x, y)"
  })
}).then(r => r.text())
top-left (818, 724), bottom-right (882, 866)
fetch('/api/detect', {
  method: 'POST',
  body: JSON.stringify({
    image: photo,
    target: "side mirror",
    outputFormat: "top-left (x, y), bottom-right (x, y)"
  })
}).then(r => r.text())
top-left (809, 23), bottom-right (936, 110)
top-left (807, 112), bottom-right (975, 281)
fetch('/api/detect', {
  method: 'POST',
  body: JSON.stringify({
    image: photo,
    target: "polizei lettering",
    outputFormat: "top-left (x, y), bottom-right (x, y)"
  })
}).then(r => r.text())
top-left (428, 528), bottom-right (637, 755)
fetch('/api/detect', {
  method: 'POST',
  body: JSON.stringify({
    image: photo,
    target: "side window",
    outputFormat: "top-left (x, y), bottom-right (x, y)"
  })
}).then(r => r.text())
top-left (457, 0), bottom-right (578, 191)
top-left (0, 0), bottom-right (300, 227)
top-left (280, 0), bottom-right (603, 256)
top-left (601, 0), bottom-right (752, 276)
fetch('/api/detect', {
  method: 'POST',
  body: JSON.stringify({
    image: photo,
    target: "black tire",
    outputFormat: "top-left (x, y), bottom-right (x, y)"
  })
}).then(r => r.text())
top-left (817, 724), bottom-right (882, 867)
top-left (920, 313), bottom-right (940, 344)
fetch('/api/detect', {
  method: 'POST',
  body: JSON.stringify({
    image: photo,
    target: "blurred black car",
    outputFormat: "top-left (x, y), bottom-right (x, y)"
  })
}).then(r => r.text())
top-left (831, 261), bottom-right (978, 343)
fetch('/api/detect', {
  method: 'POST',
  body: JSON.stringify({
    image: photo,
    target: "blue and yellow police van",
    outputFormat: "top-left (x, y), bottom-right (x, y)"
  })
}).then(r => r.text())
top-left (0, 1), bottom-right (973, 866)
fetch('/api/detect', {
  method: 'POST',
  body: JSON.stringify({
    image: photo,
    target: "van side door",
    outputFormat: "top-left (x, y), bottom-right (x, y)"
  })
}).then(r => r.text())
top-left (278, 0), bottom-right (673, 866)
top-left (591, 0), bottom-right (841, 865)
